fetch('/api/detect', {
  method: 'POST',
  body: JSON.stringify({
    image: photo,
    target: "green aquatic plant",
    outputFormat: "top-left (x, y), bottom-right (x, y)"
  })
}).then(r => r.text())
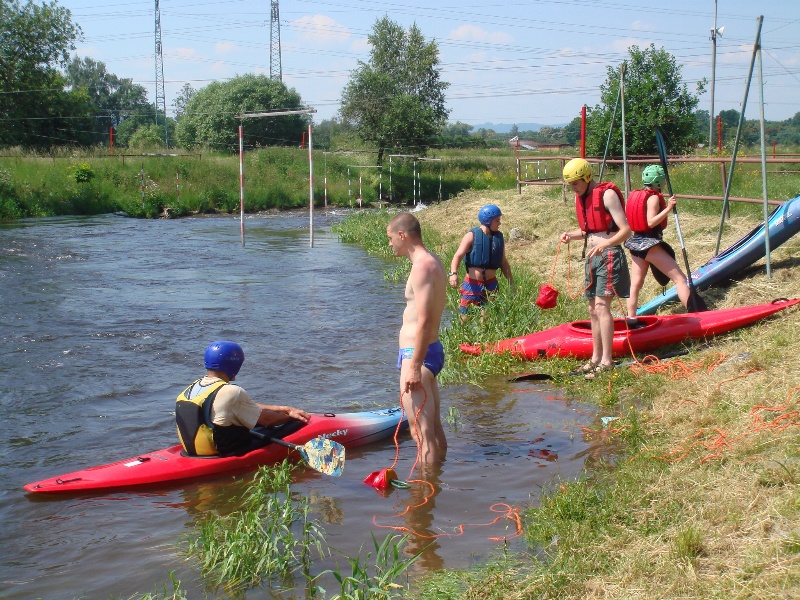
top-left (311, 533), bottom-right (421, 600)
top-left (129, 571), bottom-right (187, 600)
top-left (184, 461), bottom-right (326, 593)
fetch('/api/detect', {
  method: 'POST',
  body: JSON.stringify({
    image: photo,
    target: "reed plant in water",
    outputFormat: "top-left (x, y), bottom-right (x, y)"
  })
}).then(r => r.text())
top-left (311, 533), bottom-right (422, 600)
top-left (184, 461), bottom-right (326, 593)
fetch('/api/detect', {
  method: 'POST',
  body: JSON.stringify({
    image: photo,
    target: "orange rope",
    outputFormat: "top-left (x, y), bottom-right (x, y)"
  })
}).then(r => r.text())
top-left (657, 386), bottom-right (800, 464)
top-left (629, 353), bottom-right (727, 380)
top-left (371, 496), bottom-right (523, 541)
top-left (374, 386), bottom-right (523, 542)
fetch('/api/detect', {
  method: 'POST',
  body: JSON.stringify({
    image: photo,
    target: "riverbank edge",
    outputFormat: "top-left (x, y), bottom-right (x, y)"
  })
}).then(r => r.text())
top-left (369, 187), bottom-right (800, 598)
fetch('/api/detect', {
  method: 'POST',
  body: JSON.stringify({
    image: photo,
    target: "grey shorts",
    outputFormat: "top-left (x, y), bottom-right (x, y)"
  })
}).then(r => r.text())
top-left (584, 245), bottom-right (630, 299)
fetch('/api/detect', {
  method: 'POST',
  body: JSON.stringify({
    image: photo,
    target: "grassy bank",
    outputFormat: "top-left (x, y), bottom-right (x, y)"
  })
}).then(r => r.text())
top-left (333, 181), bottom-right (800, 598)
top-left (0, 147), bottom-right (519, 220)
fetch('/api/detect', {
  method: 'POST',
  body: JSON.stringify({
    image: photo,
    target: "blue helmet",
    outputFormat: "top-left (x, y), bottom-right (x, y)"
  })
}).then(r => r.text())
top-left (204, 341), bottom-right (245, 378)
top-left (478, 204), bottom-right (502, 227)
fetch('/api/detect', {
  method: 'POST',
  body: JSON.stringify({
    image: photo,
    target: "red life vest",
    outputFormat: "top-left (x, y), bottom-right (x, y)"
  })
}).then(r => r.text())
top-left (575, 182), bottom-right (625, 233)
top-left (625, 189), bottom-right (666, 233)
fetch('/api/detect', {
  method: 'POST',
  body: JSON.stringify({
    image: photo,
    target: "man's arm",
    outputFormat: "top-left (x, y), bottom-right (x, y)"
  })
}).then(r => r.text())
top-left (448, 231), bottom-right (474, 287)
top-left (255, 404), bottom-right (310, 427)
top-left (500, 253), bottom-right (513, 288)
top-left (405, 261), bottom-right (439, 391)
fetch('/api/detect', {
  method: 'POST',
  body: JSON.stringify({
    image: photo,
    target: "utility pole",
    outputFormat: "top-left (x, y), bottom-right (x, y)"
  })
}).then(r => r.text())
top-left (154, 0), bottom-right (168, 146)
top-left (708, 0), bottom-right (724, 155)
top-left (270, 0), bottom-right (282, 81)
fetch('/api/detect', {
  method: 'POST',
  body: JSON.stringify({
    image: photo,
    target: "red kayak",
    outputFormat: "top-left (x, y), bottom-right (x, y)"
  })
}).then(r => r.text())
top-left (460, 298), bottom-right (800, 361)
top-left (24, 407), bottom-right (406, 495)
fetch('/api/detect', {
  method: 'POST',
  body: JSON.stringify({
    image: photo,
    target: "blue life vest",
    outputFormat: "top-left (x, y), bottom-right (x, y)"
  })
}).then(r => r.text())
top-left (465, 226), bottom-right (504, 270)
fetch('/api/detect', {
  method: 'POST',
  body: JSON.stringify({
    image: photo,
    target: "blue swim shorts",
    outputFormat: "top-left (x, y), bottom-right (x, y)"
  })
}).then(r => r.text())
top-left (396, 340), bottom-right (445, 376)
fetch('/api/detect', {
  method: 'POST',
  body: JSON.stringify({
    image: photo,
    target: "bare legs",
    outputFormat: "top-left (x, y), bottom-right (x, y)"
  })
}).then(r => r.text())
top-left (627, 246), bottom-right (690, 318)
top-left (588, 296), bottom-right (615, 367)
top-left (400, 365), bottom-right (447, 464)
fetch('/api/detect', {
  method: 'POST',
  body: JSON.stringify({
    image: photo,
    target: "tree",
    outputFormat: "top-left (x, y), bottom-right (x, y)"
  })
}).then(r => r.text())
top-left (175, 74), bottom-right (307, 151)
top-left (587, 44), bottom-right (705, 156)
top-left (172, 83), bottom-right (196, 121)
top-left (65, 56), bottom-right (154, 145)
top-left (563, 116), bottom-right (582, 146)
top-left (1, 0), bottom-right (82, 148)
top-left (340, 17), bottom-right (449, 164)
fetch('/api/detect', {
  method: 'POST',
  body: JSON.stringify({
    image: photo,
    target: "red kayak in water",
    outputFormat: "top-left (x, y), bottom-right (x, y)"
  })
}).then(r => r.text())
top-left (24, 407), bottom-right (406, 495)
top-left (460, 298), bottom-right (800, 361)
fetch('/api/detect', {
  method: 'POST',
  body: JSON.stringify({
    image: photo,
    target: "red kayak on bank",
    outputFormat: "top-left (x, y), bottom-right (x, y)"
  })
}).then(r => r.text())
top-left (24, 407), bottom-right (406, 495)
top-left (460, 298), bottom-right (800, 361)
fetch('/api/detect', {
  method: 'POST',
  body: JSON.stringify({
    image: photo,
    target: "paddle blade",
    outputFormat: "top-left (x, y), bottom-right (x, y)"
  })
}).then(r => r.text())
top-left (687, 287), bottom-right (708, 312)
top-left (298, 437), bottom-right (345, 476)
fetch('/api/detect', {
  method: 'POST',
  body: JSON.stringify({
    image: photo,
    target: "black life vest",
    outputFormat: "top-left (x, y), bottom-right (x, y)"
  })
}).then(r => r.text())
top-left (625, 189), bottom-right (666, 234)
top-left (465, 226), bottom-right (504, 270)
top-left (575, 182), bottom-right (625, 233)
top-left (176, 379), bottom-right (253, 456)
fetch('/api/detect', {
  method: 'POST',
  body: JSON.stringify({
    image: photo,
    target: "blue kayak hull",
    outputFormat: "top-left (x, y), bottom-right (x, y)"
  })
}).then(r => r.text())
top-left (638, 194), bottom-right (800, 315)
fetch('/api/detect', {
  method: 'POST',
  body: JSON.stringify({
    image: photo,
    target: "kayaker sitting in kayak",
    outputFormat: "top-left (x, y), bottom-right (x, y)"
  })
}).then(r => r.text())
top-left (623, 164), bottom-right (691, 320)
top-left (560, 158), bottom-right (632, 379)
top-left (176, 341), bottom-right (310, 457)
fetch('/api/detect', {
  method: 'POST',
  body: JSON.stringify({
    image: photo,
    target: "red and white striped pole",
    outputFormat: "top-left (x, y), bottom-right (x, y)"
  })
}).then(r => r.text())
top-left (308, 124), bottom-right (314, 248)
top-left (239, 124), bottom-right (245, 244)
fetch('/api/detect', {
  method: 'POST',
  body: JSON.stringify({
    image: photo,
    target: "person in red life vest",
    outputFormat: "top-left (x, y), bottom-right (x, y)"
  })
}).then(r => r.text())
top-left (176, 341), bottom-right (310, 456)
top-left (623, 165), bottom-right (691, 321)
top-left (560, 158), bottom-right (632, 379)
top-left (448, 204), bottom-right (514, 321)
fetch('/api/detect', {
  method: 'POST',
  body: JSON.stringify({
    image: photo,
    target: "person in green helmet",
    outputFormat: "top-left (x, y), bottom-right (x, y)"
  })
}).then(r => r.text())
top-left (623, 165), bottom-right (691, 321)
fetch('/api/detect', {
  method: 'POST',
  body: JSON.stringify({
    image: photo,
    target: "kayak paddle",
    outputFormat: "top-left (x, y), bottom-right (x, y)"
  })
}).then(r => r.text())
top-left (251, 431), bottom-right (345, 476)
top-left (654, 129), bottom-right (708, 312)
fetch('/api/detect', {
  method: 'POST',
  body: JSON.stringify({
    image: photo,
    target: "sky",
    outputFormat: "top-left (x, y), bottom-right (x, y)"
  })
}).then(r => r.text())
top-left (59, 0), bottom-right (800, 129)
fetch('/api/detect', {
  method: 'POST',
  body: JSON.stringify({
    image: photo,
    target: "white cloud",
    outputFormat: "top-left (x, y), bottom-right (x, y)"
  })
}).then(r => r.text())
top-left (448, 25), bottom-right (513, 44)
top-left (215, 42), bottom-right (237, 55)
top-left (350, 37), bottom-right (370, 53)
top-left (290, 14), bottom-right (350, 44)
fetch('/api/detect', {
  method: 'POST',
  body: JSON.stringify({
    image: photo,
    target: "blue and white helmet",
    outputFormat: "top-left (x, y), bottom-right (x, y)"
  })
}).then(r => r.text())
top-left (204, 341), bottom-right (245, 378)
top-left (478, 204), bottom-right (502, 227)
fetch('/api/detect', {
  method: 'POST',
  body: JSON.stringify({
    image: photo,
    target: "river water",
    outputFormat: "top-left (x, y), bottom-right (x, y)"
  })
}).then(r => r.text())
top-left (0, 211), bottom-right (603, 599)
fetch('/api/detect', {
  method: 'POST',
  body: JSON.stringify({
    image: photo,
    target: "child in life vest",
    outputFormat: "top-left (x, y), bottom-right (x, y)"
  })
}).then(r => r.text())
top-left (623, 165), bottom-right (691, 320)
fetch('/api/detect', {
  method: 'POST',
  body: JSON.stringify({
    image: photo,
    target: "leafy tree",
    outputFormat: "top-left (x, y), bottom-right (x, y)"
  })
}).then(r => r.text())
top-left (340, 17), bottom-right (449, 164)
top-left (587, 44), bottom-right (705, 156)
top-left (173, 83), bottom-right (196, 121)
top-left (127, 123), bottom-right (166, 149)
top-left (175, 74), bottom-right (307, 152)
top-left (65, 56), bottom-right (154, 145)
top-left (1, 0), bottom-right (81, 148)
top-left (563, 116), bottom-right (582, 146)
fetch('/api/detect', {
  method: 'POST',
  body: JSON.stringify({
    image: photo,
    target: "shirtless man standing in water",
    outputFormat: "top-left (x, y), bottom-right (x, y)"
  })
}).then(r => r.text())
top-left (386, 212), bottom-right (448, 464)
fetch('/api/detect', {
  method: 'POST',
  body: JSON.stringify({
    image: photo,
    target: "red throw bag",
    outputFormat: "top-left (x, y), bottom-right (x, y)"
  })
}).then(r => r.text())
top-left (363, 468), bottom-right (398, 491)
top-left (536, 284), bottom-right (559, 309)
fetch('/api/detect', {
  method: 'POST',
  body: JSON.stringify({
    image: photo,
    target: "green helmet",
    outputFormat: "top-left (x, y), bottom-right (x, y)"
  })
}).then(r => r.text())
top-left (642, 165), bottom-right (665, 187)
